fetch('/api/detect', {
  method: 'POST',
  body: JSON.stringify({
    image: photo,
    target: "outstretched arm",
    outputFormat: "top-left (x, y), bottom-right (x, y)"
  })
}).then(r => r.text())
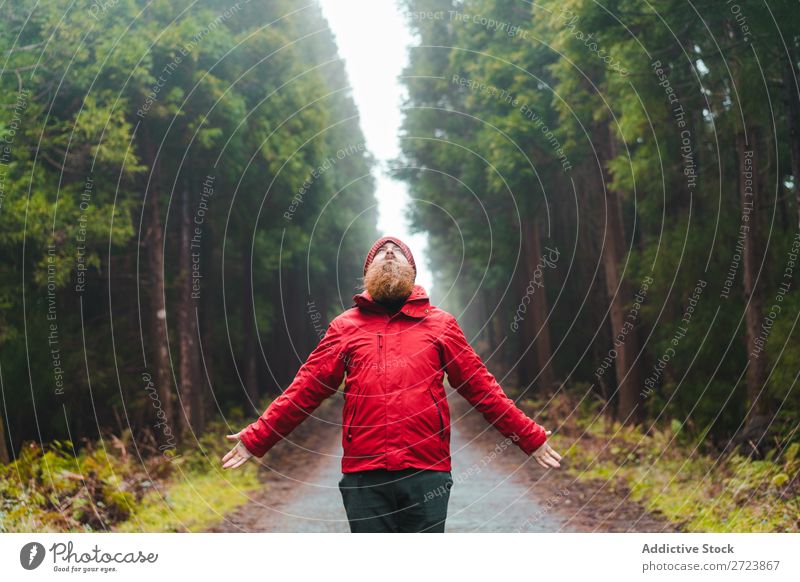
top-left (223, 318), bottom-right (347, 465)
top-left (439, 315), bottom-right (561, 468)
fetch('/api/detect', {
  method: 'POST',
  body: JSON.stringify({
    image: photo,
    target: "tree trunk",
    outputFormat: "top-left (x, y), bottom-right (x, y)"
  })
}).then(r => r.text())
top-left (782, 48), bottom-right (800, 229)
top-left (201, 224), bottom-right (219, 423)
top-left (600, 126), bottom-right (644, 425)
top-left (241, 235), bottom-right (259, 404)
top-left (520, 215), bottom-right (556, 395)
top-left (143, 143), bottom-right (175, 440)
top-left (482, 288), bottom-right (497, 353)
top-left (737, 130), bottom-right (770, 448)
top-left (491, 301), bottom-right (506, 368)
top-left (178, 177), bottom-right (203, 436)
top-left (0, 406), bottom-right (9, 464)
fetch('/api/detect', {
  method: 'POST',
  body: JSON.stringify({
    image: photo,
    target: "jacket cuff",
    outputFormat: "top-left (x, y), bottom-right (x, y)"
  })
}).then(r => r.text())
top-left (518, 422), bottom-right (548, 455)
top-left (238, 423), bottom-right (273, 458)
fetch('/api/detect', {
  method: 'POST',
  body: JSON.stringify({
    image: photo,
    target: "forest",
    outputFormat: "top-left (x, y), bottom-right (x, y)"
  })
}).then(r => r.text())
top-left (0, 0), bottom-right (378, 465)
top-left (0, 0), bottom-right (798, 532)
top-left (396, 0), bottom-right (800, 455)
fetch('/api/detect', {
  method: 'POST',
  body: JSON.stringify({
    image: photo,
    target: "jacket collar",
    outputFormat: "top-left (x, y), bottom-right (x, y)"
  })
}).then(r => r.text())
top-left (352, 283), bottom-right (431, 318)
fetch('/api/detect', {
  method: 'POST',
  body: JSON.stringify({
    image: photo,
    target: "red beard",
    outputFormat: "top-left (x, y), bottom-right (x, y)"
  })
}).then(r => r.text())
top-left (362, 259), bottom-right (415, 303)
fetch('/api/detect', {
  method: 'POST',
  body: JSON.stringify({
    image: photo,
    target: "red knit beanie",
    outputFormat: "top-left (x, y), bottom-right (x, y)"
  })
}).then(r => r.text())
top-left (363, 235), bottom-right (417, 276)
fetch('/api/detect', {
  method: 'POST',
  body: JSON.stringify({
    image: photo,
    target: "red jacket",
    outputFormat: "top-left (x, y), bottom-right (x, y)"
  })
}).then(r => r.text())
top-left (239, 284), bottom-right (548, 472)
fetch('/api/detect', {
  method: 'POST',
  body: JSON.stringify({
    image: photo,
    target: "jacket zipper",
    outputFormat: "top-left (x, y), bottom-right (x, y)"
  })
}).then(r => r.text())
top-left (428, 384), bottom-right (445, 437)
top-left (348, 333), bottom-right (382, 441)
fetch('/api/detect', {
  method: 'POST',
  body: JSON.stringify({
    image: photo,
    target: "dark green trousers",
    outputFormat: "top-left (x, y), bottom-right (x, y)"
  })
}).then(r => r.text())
top-left (338, 468), bottom-right (453, 532)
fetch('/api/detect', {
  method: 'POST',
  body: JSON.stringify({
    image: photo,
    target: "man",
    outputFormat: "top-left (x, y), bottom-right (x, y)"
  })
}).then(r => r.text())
top-left (222, 235), bottom-right (562, 532)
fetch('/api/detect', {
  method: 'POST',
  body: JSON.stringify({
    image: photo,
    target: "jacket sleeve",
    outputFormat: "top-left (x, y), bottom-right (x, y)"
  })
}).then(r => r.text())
top-left (238, 318), bottom-right (347, 458)
top-left (440, 315), bottom-right (547, 455)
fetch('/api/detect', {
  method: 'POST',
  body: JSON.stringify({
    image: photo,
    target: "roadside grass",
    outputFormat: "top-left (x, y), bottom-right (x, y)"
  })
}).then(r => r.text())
top-left (1, 409), bottom-right (267, 533)
top-left (113, 462), bottom-right (260, 532)
top-left (520, 389), bottom-right (800, 533)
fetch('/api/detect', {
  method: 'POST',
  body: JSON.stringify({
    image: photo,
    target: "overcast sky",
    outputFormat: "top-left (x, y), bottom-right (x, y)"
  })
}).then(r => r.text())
top-left (317, 0), bottom-right (434, 295)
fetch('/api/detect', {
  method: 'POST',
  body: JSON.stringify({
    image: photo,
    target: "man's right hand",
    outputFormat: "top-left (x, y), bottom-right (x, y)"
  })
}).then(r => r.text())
top-left (532, 429), bottom-right (562, 469)
top-left (222, 430), bottom-right (254, 469)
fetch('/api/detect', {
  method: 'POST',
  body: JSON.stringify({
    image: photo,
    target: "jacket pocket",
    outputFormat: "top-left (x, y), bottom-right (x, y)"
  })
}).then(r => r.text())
top-left (344, 391), bottom-right (360, 441)
top-left (427, 383), bottom-right (445, 439)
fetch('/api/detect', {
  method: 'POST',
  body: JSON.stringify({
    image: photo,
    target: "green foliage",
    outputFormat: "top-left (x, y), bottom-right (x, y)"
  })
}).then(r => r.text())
top-left (0, 407), bottom-right (267, 532)
top-left (531, 391), bottom-right (800, 532)
top-left (398, 0), bottom-right (800, 450)
top-left (0, 439), bottom-right (135, 532)
top-left (0, 0), bottom-right (378, 470)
